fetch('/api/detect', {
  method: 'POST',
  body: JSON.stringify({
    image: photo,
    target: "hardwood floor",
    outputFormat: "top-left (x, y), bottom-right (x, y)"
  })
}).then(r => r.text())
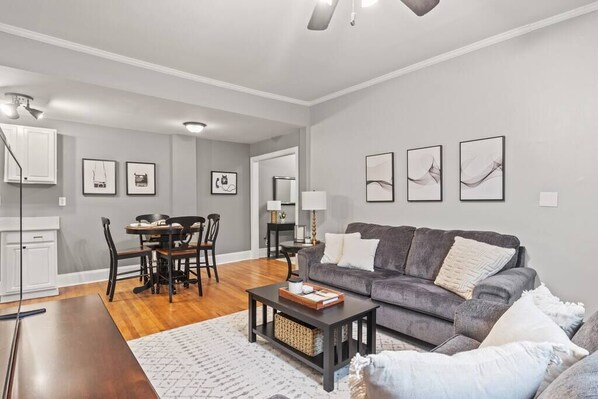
top-left (0, 258), bottom-right (290, 340)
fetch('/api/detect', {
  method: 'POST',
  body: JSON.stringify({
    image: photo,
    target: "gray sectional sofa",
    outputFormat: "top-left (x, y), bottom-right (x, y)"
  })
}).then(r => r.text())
top-left (297, 222), bottom-right (537, 345)
top-left (434, 299), bottom-right (598, 398)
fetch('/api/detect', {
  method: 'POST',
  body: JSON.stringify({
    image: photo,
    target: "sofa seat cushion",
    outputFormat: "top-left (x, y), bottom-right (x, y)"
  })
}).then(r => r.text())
top-left (371, 276), bottom-right (465, 321)
top-left (309, 264), bottom-right (398, 296)
top-left (405, 227), bottom-right (520, 280)
top-left (345, 223), bottom-right (416, 273)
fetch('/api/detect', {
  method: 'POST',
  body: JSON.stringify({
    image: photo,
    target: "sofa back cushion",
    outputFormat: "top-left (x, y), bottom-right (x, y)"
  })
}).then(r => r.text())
top-left (537, 352), bottom-right (598, 399)
top-left (405, 228), bottom-right (520, 280)
top-left (345, 223), bottom-right (416, 273)
top-left (572, 311), bottom-right (598, 354)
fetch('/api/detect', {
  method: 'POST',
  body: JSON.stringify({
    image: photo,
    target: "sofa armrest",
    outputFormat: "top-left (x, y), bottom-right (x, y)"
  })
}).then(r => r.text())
top-left (454, 299), bottom-right (510, 342)
top-left (472, 267), bottom-right (537, 304)
top-left (297, 244), bottom-right (325, 281)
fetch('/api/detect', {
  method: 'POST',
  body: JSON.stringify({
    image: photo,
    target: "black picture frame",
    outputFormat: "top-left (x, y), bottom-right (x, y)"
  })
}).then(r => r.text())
top-left (407, 145), bottom-right (443, 202)
top-left (365, 152), bottom-right (395, 203)
top-left (273, 176), bottom-right (296, 205)
top-left (126, 162), bottom-right (156, 196)
top-left (82, 158), bottom-right (117, 196)
top-left (459, 136), bottom-right (505, 202)
top-left (211, 171), bottom-right (237, 195)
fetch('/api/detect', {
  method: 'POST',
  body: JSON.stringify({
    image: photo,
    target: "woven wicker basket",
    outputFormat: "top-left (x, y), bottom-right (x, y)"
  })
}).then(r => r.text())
top-left (274, 313), bottom-right (348, 357)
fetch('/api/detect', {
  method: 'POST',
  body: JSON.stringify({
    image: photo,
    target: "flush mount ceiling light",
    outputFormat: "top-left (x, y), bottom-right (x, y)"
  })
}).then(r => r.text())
top-left (183, 122), bottom-right (206, 133)
top-left (1, 93), bottom-right (44, 120)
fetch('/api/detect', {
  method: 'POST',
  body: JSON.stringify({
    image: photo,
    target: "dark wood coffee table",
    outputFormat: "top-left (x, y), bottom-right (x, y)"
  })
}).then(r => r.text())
top-left (247, 282), bottom-right (378, 392)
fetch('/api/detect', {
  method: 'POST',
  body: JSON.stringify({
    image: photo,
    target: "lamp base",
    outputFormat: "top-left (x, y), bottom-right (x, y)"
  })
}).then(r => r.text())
top-left (270, 211), bottom-right (278, 224)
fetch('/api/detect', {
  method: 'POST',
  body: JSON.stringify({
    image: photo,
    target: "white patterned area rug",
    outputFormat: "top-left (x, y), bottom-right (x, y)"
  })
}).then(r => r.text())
top-left (129, 309), bottom-right (422, 399)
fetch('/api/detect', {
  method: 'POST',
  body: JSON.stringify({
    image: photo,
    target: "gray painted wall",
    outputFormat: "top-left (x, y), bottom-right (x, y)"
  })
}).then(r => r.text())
top-left (0, 118), bottom-right (253, 274)
top-left (0, 118), bottom-right (172, 274)
top-left (196, 139), bottom-right (251, 254)
top-left (258, 155), bottom-right (297, 249)
top-left (251, 129), bottom-right (311, 228)
top-left (309, 12), bottom-right (598, 312)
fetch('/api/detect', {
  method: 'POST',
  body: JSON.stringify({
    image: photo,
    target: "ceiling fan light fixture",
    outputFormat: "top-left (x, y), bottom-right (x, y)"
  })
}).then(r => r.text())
top-left (361, 0), bottom-right (378, 8)
top-left (183, 122), bottom-right (206, 134)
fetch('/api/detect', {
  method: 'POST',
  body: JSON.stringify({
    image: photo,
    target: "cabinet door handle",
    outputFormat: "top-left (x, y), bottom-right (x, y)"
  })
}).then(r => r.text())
top-left (22, 246), bottom-right (26, 249)
top-left (23, 177), bottom-right (28, 180)
top-left (33, 236), bottom-right (43, 239)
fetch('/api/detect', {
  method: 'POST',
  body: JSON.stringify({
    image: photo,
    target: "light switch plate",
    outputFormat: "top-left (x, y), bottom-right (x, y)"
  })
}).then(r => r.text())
top-left (539, 192), bottom-right (558, 207)
top-left (58, 197), bottom-right (67, 207)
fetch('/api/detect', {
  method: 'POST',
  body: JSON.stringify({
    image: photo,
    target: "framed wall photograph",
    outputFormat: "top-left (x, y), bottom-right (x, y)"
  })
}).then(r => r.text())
top-left (366, 152), bottom-right (394, 202)
top-left (82, 158), bottom-right (117, 196)
top-left (211, 171), bottom-right (237, 195)
top-left (126, 162), bottom-right (156, 196)
top-left (460, 136), bottom-right (505, 201)
top-left (407, 145), bottom-right (442, 202)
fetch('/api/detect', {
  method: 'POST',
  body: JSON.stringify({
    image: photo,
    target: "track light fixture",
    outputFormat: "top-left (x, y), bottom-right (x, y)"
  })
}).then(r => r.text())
top-left (1, 93), bottom-right (44, 120)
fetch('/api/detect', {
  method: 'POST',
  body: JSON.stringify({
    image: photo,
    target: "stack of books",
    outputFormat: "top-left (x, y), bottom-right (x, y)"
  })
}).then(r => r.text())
top-left (301, 289), bottom-right (340, 305)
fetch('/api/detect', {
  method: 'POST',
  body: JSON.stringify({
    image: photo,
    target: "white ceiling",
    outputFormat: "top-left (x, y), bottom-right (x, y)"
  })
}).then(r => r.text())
top-left (0, 65), bottom-right (299, 143)
top-left (0, 0), bottom-right (595, 101)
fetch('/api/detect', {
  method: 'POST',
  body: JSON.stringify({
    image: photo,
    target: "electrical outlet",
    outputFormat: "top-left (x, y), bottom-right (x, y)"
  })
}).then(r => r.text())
top-left (58, 197), bottom-right (67, 207)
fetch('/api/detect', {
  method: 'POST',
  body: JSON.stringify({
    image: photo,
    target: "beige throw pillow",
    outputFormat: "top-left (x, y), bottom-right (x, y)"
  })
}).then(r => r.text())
top-left (522, 283), bottom-right (585, 338)
top-left (337, 236), bottom-right (379, 271)
top-left (349, 342), bottom-right (558, 399)
top-left (434, 237), bottom-right (515, 299)
top-left (480, 296), bottom-right (589, 396)
top-left (321, 232), bottom-right (361, 264)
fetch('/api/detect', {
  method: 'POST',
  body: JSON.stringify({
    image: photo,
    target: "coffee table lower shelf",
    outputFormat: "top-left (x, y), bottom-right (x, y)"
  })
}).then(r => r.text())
top-left (247, 283), bottom-right (378, 392)
top-left (253, 321), bottom-right (358, 373)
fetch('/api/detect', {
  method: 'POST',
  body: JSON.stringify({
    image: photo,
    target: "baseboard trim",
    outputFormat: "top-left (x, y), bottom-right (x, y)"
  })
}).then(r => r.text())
top-left (57, 250), bottom-right (252, 288)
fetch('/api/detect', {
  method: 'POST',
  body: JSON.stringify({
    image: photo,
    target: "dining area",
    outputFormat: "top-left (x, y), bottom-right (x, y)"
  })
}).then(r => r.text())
top-left (101, 213), bottom-right (221, 303)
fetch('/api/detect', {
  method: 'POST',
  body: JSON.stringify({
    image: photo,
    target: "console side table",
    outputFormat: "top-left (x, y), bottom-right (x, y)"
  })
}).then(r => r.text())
top-left (267, 222), bottom-right (295, 258)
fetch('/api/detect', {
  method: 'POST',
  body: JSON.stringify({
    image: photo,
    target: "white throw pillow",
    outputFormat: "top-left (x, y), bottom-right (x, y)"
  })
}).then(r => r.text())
top-left (349, 341), bottom-right (558, 399)
top-left (337, 236), bottom-right (379, 271)
top-left (434, 237), bottom-right (516, 299)
top-left (522, 283), bottom-right (585, 338)
top-left (480, 296), bottom-right (589, 396)
top-left (320, 232), bottom-right (361, 264)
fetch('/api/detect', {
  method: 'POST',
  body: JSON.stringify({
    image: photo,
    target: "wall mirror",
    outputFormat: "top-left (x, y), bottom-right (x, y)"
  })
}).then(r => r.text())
top-left (273, 176), bottom-right (296, 205)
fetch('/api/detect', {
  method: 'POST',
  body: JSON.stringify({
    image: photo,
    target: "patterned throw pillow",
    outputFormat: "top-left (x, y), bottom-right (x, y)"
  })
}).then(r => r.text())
top-left (434, 237), bottom-right (515, 299)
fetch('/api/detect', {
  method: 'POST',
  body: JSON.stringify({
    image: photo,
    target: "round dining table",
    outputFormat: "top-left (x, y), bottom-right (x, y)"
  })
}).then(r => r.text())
top-left (125, 223), bottom-right (202, 294)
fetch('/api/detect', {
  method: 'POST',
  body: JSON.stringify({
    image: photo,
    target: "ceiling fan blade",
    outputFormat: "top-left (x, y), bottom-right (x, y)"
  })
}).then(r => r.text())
top-left (399, 0), bottom-right (440, 16)
top-left (307, 0), bottom-right (340, 31)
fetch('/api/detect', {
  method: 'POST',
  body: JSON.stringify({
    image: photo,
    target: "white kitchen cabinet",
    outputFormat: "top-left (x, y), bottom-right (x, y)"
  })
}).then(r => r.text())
top-left (0, 217), bottom-right (60, 303)
top-left (2, 123), bottom-right (57, 184)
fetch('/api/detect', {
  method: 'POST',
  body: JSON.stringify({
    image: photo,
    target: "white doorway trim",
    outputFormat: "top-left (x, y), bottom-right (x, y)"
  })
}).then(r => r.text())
top-left (250, 146), bottom-right (300, 259)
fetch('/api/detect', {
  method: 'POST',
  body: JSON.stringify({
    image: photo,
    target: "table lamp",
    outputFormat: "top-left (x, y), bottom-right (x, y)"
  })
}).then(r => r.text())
top-left (267, 200), bottom-right (282, 224)
top-left (301, 191), bottom-right (326, 245)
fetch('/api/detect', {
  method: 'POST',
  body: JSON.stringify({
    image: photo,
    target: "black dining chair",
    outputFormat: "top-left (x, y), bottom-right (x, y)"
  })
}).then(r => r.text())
top-left (196, 213), bottom-right (220, 282)
top-left (135, 214), bottom-right (170, 280)
top-left (102, 217), bottom-right (153, 302)
top-left (155, 216), bottom-right (205, 303)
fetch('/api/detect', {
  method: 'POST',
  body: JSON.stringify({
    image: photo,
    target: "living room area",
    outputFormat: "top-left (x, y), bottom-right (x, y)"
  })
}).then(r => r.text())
top-left (0, 1), bottom-right (597, 398)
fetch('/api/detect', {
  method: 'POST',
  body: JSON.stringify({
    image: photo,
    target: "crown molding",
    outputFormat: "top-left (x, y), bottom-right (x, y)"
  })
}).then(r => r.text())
top-left (1, 1), bottom-right (597, 108)
top-left (0, 22), bottom-right (311, 107)
top-left (308, 2), bottom-right (598, 105)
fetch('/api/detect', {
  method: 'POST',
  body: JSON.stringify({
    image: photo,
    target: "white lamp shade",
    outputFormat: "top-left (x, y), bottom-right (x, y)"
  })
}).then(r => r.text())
top-left (302, 191), bottom-right (327, 211)
top-left (267, 200), bottom-right (282, 211)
